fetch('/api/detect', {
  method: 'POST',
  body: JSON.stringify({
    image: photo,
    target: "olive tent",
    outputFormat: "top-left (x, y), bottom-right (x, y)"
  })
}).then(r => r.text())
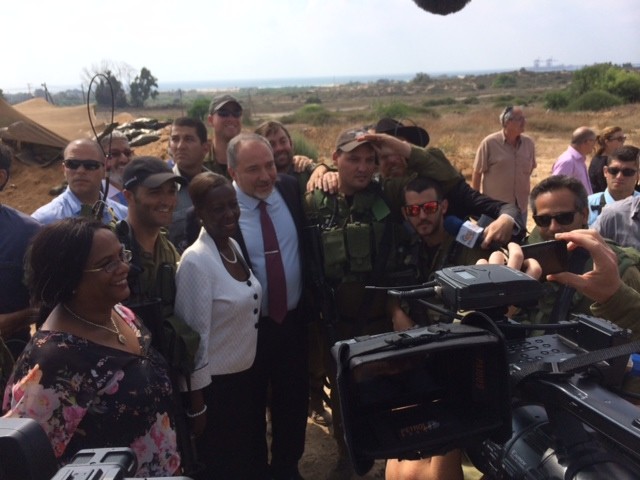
top-left (0, 97), bottom-right (100, 165)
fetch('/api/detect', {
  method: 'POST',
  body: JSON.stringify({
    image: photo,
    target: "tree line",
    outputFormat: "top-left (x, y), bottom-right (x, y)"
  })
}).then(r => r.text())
top-left (1, 61), bottom-right (158, 108)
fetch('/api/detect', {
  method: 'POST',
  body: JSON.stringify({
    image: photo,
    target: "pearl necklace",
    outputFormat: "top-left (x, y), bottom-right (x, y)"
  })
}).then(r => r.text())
top-left (63, 304), bottom-right (126, 345)
top-left (219, 241), bottom-right (238, 264)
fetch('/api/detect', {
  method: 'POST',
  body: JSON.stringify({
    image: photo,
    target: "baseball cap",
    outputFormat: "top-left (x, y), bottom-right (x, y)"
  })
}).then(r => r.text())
top-left (374, 118), bottom-right (429, 147)
top-left (122, 157), bottom-right (187, 190)
top-left (335, 128), bottom-right (371, 152)
top-left (209, 94), bottom-right (243, 114)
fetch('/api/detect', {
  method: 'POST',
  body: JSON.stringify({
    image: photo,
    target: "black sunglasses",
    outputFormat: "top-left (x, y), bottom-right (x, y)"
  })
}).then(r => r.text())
top-left (532, 211), bottom-right (577, 228)
top-left (216, 110), bottom-right (242, 118)
top-left (403, 201), bottom-right (440, 217)
top-left (63, 160), bottom-right (103, 171)
top-left (606, 166), bottom-right (638, 177)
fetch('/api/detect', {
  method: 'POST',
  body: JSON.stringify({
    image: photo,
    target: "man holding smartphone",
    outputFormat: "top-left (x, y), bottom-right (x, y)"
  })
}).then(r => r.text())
top-left (510, 175), bottom-right (640, 334)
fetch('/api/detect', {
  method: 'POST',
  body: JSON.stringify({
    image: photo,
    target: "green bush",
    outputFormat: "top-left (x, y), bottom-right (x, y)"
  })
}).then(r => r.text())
top-left (609, 71), bottom-right (640, 103)
top-left (305, 95), bottom-right (322, 104)
top-left (422, 97), bottom-right (457, 107)
top-left (544, 91), bottom-right (571, 110)
top-left (291, 132), bottom-right (318, 159)
top-left (571, 63), bottom-right (612, 96)
top-left (280, 104), bottom-right (334, 126)
top-left (187, 98), bottom-right (210, 120)
top-left (373, 101), bottom-right (413, 119)
top-left (567, 90), bottom-right (623, 111)
top-left (411, 72), bottom-right (431, 84)
top-left (492, 74), bottom-right (517, 88)
top-left (569, 63), bottom-right (640, 103)
top-left (462, 96), bottom-right (479, 105)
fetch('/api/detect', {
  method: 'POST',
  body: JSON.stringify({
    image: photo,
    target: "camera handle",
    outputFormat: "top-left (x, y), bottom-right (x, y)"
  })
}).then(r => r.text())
top-left (511, 338), bottom-right (640, 389)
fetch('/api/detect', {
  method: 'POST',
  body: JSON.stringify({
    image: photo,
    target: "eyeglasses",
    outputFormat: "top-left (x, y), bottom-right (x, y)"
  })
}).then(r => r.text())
top-left (606, 166), bottom-right (638, 177)
top-left (609, 135), bottom-right (627, 142)
top-left (107, 149), bottom-right (134, 158)
top-left (84, 245), bottom-right (132, 274)
top-left (216, 110), bottom-right (242, 118)
top-left (403, 201), bottom-right (440, 217)
top-left (532, 211), bottom-right (577, 228)
top-left (63, 160), bottom-right (104, 171)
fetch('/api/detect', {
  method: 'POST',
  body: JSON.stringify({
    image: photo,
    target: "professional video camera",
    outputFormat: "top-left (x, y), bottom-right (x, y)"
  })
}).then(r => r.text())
top-left (332, 264), bottom-right (640, 478)
top-left (0, 418), bottom-right (192, 480)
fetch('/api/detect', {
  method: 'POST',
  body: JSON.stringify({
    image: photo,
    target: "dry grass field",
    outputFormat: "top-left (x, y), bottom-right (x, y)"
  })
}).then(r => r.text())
top-left (4, 102), bottom-right (638, 233)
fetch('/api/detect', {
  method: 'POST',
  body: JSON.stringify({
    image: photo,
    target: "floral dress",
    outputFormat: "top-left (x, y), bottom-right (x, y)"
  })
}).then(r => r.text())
top-left (2, 305), bottom-right (180, 477)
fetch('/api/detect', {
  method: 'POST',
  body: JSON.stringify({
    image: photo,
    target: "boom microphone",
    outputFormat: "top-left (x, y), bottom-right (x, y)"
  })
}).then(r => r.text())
top-left (412, 0), bottom-right (472, 15)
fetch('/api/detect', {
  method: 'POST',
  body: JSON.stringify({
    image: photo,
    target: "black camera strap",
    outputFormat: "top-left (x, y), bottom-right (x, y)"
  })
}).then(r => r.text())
top-left (511, 339), bottom-right (640, 389)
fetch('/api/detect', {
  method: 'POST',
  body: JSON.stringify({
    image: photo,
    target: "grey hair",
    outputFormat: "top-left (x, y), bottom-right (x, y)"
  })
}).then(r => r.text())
top-left (227, 133), bottom-right (273, 170)
top-left (499, 105), bottom-right (522, 127)
top-left (100, 130), bottom-right (129, 148)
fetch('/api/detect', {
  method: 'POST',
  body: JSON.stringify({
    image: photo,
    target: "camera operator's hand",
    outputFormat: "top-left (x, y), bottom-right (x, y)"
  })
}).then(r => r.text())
top-left (477, 242), bottom-right (543, 279)
top-left (547, 229), bottom-right (621, 304)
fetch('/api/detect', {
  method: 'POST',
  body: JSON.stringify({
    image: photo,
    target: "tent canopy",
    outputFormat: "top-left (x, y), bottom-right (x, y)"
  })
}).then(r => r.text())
top-left (0, 97), bottom-right (101, 150)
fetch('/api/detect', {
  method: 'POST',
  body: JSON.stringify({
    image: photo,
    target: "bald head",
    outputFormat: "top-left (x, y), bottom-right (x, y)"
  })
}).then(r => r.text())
top-left (571, 127), bottom-right (596, 156)
top-left (62, 138), bottom-right (106, 204)
top-left (63, 138), bottom-right (105, 161)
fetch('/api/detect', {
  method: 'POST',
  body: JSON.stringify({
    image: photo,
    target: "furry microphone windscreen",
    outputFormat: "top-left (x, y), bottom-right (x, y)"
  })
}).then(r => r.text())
top-left (413, 0), bottom-right (472, 15)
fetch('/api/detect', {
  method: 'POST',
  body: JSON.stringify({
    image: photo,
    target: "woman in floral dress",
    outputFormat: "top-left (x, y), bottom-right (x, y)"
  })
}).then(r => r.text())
top-left (2, 218), bottom-right (180, 477)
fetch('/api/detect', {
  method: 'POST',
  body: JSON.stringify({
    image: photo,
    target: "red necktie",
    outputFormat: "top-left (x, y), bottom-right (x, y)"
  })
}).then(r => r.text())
top-left (259, 201), bottom-right (288, 323)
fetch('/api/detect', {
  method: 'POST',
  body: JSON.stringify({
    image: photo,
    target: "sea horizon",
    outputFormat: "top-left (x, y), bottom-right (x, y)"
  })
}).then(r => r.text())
top-left (18, 61), bottom-right (640, 96)
top-left (156, 65), bottom-right (584, 92)
top-left (10, 64), bottom-right (596, 95)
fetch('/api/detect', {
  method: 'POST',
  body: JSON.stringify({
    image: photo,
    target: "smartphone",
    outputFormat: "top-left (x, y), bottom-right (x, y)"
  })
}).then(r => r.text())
top-left (521, 239), bottom-right (569, 278)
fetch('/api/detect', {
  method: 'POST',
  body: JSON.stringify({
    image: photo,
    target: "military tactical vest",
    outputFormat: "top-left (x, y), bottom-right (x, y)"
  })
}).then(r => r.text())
top-left (305, 184), bottom-right (408, 285)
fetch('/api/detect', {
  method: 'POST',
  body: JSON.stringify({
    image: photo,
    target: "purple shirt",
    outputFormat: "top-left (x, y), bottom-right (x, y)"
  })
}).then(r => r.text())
top-left (552, 146), bottom-right (593, 195)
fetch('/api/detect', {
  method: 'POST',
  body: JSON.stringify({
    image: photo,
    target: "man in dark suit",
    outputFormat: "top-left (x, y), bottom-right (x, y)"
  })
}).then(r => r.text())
top-left (228, 133), bottom-right (308, 480)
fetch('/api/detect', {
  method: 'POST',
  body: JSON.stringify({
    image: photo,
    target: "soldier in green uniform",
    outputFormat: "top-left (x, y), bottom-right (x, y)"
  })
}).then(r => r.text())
top-left (118, 156), bottom-right (203, 476)
top-left (204, 94), bottom-right (243, 177)
top-left (119, 157), bottom-right (186, 339)
top-left (304, 128), bottom-right (463, 476)
top-left (390, 176), bottom-right (490, 331)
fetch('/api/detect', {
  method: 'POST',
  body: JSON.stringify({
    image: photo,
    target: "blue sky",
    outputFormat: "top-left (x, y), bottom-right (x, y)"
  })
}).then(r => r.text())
top-left (4, 0), bottom-right (639, 92)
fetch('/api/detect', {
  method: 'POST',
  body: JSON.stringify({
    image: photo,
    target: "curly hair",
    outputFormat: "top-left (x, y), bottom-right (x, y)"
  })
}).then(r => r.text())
top-left (27, 218), bottom-right (109, 308)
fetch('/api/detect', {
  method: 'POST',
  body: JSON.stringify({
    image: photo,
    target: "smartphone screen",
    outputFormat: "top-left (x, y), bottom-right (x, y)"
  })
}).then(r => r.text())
top-left (521, 239), bottom-right (569, 278)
